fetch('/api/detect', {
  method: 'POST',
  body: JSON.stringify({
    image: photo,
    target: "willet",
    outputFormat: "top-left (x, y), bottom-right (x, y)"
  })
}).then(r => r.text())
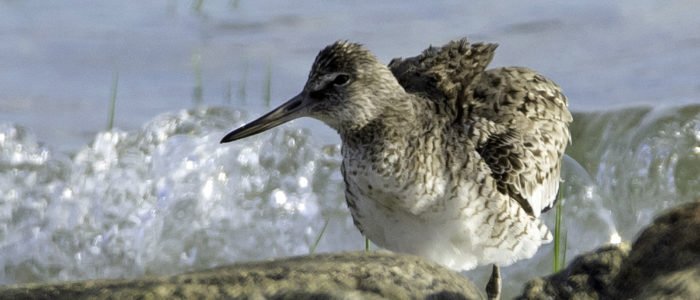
top-left (221, 39), bottom-right (572, 299)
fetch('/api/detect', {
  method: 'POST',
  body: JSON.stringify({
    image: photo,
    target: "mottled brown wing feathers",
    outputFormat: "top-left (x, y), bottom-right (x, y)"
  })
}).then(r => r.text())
top-left (472, 67), bottom-right (572, 216)
top-left (389, 39), bottom-right (571, 217)
top-left (388, 38), bottom-right (498, 119)
top-left (476, 129), bottom-right (536, 215)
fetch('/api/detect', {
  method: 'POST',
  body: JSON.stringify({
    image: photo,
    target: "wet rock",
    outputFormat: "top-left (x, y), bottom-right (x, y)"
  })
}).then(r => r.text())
top-left (517, 200), bottom-right (700, 299)
top-left (612, 200), bottom-right (700, 299)
top-left (0, 251), bottom-right (483, 300)
top-left (516, 244), bottom-right (629, 299)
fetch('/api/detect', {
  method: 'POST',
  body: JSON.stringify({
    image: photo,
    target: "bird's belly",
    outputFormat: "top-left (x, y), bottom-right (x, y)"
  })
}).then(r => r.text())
top-left (345, 175), bottom-right (552, 271)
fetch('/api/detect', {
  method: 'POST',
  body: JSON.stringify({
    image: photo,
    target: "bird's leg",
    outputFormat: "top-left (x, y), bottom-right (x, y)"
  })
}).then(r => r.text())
top-left (486, 264), bottom-right (501, 300)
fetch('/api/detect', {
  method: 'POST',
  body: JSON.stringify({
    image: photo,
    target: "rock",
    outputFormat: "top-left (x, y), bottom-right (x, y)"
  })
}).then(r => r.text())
top-left (515, 244), bottom-right (630, 299)
top-left (611, 200), bottom-right (700, 299)
top-left (633, 268), bottom-right (700, 299)
top-left (0, 250), bottom-right (483, 300)
top-left (517, 200), bottom-right (700, 299)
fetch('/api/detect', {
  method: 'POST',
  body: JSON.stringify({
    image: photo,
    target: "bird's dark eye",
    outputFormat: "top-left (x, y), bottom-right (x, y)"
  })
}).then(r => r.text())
top-left (332, 74), bottom-right (350, 86)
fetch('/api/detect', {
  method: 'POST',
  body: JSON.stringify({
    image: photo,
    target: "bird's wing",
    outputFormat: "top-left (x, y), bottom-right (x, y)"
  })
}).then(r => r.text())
top-left (389, 39), bottom-right (571, 216)
top-left (471, 67), bottom-right (572, 216)
top-left (388, 38), bottom-right (498, 120)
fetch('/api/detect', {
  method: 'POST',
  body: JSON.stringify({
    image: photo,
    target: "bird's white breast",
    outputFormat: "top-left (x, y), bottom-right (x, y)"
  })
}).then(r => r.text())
top-left (342, 146), bottom-right (552, 271)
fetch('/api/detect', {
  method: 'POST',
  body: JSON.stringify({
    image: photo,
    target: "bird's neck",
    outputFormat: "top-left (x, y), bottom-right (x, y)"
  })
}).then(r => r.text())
top-left (338, 94), bottom-right (419, 148)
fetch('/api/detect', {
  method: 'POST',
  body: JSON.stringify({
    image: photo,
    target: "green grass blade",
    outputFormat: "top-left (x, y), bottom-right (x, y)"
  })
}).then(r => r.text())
top-left (553, 185), bottom-right (565, 273)
top-left (562, 229), bottom-right (568, 266)
top-left (264, 58), bottom-right (271, 107)
top-left (238, 61), bottom-right (248, 104)
top-left (365, 237), bottom-right (370, 252)
top-left (192, 0), bottom-right (204, 12)
top-left (191, 49), bottom-right (203, 106)
top-left (225, 79), bottom-right (232, 104)
top-left (230, 0), bottom-right (239, 10)
top-left (106, 72), bottom-right (119, 131)
top-left (309, 218), bottom-right (329, 255)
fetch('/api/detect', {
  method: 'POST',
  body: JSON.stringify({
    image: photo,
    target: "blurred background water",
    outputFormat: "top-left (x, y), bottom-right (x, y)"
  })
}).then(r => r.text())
top-left (1, 0), bottom-right (699, 297)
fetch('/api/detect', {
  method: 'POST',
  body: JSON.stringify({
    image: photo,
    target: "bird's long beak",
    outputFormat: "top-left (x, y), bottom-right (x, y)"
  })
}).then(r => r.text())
top-left (220, 92), bottom-right (309, 143)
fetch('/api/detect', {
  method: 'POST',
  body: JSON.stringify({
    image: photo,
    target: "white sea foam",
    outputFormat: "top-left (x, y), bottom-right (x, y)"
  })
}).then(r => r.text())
top-left (0, 107), bottom-right (354, 284)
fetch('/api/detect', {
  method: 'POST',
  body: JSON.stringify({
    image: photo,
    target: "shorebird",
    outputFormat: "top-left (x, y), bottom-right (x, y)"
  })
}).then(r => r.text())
top-left (221, 39), bottom-right (572, 299)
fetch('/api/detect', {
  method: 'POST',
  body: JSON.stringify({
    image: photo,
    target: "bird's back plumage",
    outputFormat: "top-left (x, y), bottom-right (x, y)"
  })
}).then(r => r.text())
top-left (389, 38), bottom-right (572, 217)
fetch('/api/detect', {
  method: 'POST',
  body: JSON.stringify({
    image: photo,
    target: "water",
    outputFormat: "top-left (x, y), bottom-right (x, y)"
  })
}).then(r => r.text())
top-left (1, 0), bottom-right (699, 298)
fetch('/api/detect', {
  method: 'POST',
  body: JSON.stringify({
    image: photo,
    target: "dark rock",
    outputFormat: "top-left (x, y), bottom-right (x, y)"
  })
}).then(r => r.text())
top-left (0, 250), bottom-right (483, 300)
top-left (516, 244), bottom-right (629, 300)
top-left (612, 200), bottom-right (700, 299)
top-left (517, 200), bottom-right (700, 300)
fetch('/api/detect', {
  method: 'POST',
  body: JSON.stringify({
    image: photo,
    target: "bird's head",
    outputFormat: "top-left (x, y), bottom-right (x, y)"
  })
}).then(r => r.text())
top-left (221, 41), bottom-right (405, 143)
